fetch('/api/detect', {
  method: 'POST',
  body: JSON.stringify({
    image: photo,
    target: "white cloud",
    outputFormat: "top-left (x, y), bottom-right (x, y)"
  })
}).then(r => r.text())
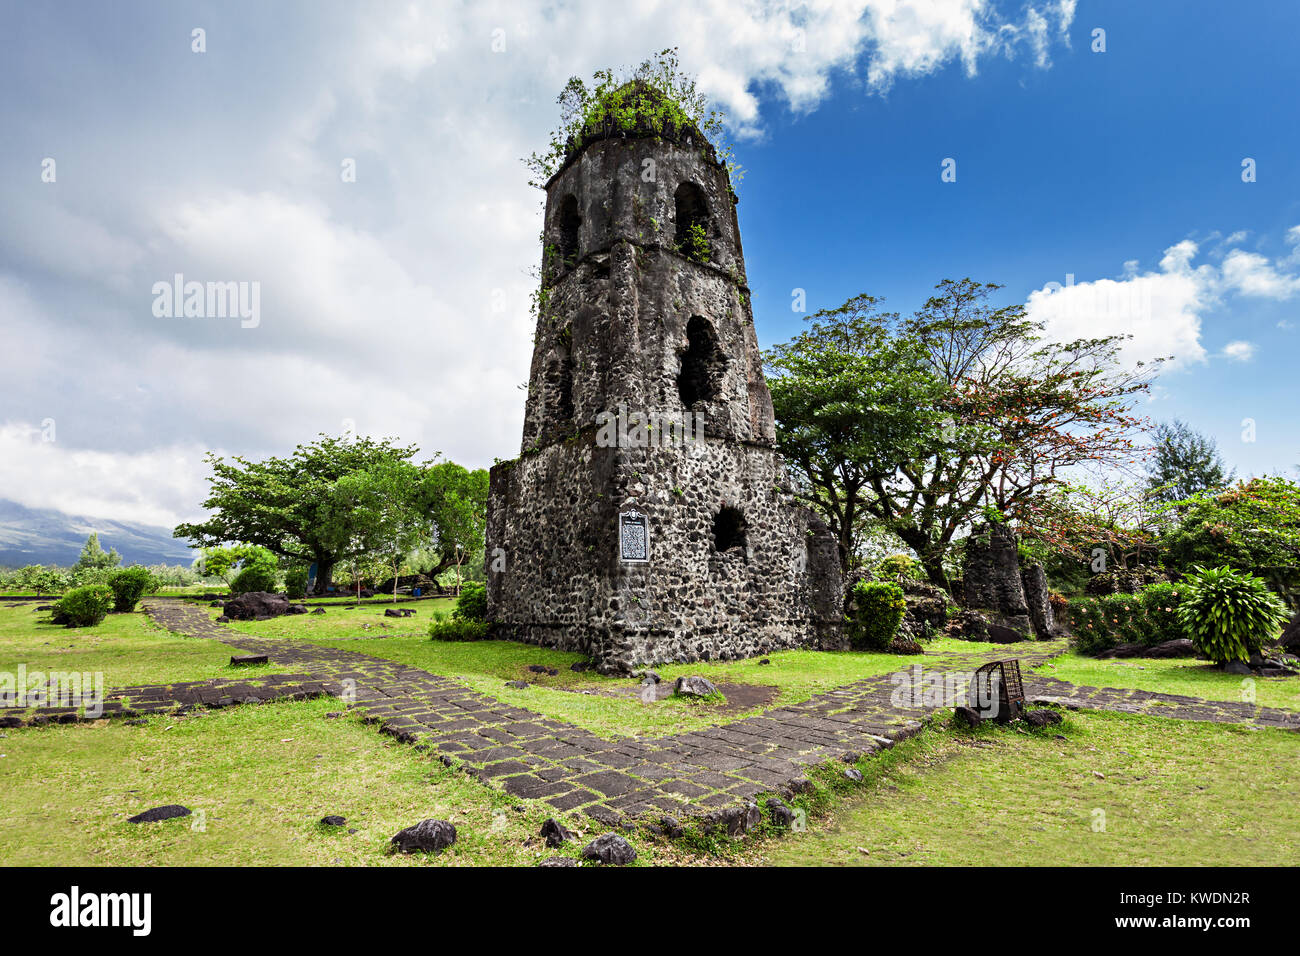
top-left (1026, 241), bottom-right (1212, 371)
top-left (0, 423), bottom-right (212, 528)
top-left (0, 0), bottom-right (1076, 523)
top-left (1027, 228), bottom-right (1300, 373)
top-left (1221, 249), bottom-right (1300, 299)
top-left (1221, 340), bottom-right (1256, 362)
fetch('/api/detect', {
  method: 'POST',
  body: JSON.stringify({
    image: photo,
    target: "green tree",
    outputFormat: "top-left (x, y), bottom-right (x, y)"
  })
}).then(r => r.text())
top-left (1145, 419), bottom-right (1233, 506)
top-left (13, 565), bottom-right (69, 597)
top-left (767, 280), bottom-right (1158, 586)
top-left (423, 463), bottom-right (490, 593)
top-left (74, 535), bottom-right (120, 572)
top-left (332, 460), bottom-right (429, 603)
top-left (1163, 476), bottom-right (1300, 606)
top-left (174, 434), bottom-right (421, 594)
top-left (765, 294), bottom-right (946, 572)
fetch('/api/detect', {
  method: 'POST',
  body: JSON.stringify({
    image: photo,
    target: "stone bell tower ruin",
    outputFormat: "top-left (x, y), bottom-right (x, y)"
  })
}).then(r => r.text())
top-left (485, 83), bottom-right (843, 673)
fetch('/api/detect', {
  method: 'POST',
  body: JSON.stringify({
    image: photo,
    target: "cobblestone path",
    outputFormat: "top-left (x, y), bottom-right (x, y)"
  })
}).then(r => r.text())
top-left (5, 599), bottom-right (1296, 825)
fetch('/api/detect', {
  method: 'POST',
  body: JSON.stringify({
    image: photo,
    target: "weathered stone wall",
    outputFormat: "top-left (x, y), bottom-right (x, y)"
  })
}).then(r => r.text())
top-left (961, 523), bottom-right (1033, 640)
top-left (1020, 562), bottom-right (1057, 639)
top-left (488, 432), bottom-right (843, 672)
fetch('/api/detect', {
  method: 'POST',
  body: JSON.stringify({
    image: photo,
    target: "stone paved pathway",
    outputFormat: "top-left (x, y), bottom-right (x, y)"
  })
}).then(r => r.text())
top-left (7, 599), bottom-right (1297, 825)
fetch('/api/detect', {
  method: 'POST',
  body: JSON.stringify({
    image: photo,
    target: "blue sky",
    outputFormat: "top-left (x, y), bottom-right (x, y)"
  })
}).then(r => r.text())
top-left (740, 1), bottom-right (1300, 480)
top-left (0, 0), bottom-right (1296, 528)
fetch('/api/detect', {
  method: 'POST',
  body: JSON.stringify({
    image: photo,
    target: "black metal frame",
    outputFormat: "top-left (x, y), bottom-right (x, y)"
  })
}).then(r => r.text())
top-left (968, 659), bottom-right (1025, 723)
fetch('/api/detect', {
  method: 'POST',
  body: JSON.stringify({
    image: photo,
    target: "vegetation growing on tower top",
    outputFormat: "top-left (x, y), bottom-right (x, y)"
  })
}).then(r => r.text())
top-left (526, 48), bottom-right (740, 188)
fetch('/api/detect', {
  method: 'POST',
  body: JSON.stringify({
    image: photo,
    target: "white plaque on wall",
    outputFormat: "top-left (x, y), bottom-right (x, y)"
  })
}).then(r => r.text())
top-left (618, 508), bottom-right (650, 563)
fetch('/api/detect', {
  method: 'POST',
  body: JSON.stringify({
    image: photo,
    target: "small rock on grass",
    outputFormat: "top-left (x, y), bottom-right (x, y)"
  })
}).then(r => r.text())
top-left (766, 797), bottom-right (796, 828)
top-left (538, 857), bottom-right (579, 867)
top-left (390, 818), bottom-right (457, 854)
top-left (673, 675), bottom-right (718, 698)
top-left (843, 768), bottom-right (864, 783)
top-left (648, 815), bottom-right (683, 839)
top-left (320, 815), bottom-right (347, 827)
top-left (1022, 709), bottom-right (1063, 728)
top-left (505, 680), bottom-right (530, 689)
top-left (128, 805), bottom-right (191, 824)
top-left (540, 817), bottom-right (575, 848)
top-left (581, 832), bottom-right (637, 865)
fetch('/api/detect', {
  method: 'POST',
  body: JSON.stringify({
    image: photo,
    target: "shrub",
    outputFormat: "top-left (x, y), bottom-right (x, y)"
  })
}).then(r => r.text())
top-left (108, 566), bottom-right (154, 612)
top-left (230, 565), bottom-right (278, 595)
top-left (284, 567), bottom-right (309, 600)
top-left (874, 554), bottom-right (918, 580)
top-left (52, 584), bottom-right (114, 628)
top-left (1098, 592), bottom-right (1147, 645)
top-left (429, 616), bottom-right (491, 641)
top-left (1176, 565), bottom-right (1289, 665)
top-left (846, 580), bottom-right (906, 651)
top-left (1066, 596), bottom-right (1116, 655)
top-left (1137, 580), bottom-right (1184, 645)
top-left (452, 582), bottom-right (487, 622)
top-left (70, 565), bottom-right (116, 588)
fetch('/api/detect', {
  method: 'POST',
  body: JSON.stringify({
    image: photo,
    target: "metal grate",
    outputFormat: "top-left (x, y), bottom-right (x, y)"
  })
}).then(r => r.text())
top-left (969, 659), bottom-right (1026, 722)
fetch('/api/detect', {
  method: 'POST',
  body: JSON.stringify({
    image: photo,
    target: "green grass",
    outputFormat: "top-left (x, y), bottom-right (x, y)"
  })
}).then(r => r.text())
top-left (1037, 652), bottom-right (1300, 711)
top-left (749, 709), bottom-right (1300, 866)
top-left (0, 696), bottom-right (690, 867)
top-left (216, 604), bottom-right (996, 737)
top-left (0, 604), bottom-right (276, 690)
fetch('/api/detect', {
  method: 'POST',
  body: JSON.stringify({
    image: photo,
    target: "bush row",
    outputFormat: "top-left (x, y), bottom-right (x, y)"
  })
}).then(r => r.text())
top-left (1067, 581), bottom-right (1185, 655)
top-left (1068, 566), bottom-right (1289, 664)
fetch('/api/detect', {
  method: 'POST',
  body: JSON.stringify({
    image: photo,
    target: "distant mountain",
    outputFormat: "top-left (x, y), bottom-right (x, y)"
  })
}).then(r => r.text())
top-left (0, 499), bottom-right (197, 568)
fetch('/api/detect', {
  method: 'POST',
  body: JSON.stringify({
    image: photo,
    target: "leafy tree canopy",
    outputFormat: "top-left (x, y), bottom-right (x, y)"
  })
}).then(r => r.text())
top-left (174, 434), bottom-right (422, 593)
top-left (1145, 418), bottom-right (1234, 505)
top-left (767, 279), bottom-right (1160, 585)
top-left (1162, 476), bottom-right (1300, 605)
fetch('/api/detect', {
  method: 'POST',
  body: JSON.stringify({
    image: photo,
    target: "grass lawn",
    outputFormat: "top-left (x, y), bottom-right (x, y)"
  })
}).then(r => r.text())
top-left (214, 603), bottom-right (1007, 737)
top-left (1036, 652), bottom-right (1300, 712)
top-left (0, 696), bottom-right (705, 867)
top-left (748, 710), bottom-right (1300, 866)
top-left (0, 604), bottom-right (276, 690)
top-left (4, 699), bottom-right (1291, 867)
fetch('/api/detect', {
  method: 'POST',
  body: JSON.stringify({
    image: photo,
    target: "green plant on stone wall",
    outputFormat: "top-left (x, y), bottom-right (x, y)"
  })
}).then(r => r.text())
top-left (1176, 565), bottom-right (1289, 665)
top-left (677, 221), bottom-right (711, 264)
top-left (525, 49), bottom-right (739, 189)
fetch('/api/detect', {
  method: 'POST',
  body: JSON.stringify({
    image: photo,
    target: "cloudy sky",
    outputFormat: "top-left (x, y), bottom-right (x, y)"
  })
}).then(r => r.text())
top-left (2, 0), bottom-right (1298, 531)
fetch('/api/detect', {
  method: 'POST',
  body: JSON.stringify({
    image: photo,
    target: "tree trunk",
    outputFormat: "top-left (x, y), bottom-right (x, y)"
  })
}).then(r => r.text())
top-left (895, 528), bottom-right (950, 592)
top-left (313, 557), bottom-right (336, 595)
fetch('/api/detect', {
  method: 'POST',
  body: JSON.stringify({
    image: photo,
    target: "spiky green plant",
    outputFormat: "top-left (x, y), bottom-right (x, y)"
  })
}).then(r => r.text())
top-left (1175, 565), bottom-right (1288, 664)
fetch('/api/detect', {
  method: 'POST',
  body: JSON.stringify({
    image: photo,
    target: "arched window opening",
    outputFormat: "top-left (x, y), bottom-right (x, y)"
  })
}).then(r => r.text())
top-left (677, 316), bottom-right (726, 408)
top-left (558, 195), bottom-right (582, 266)
top-left (713, 506), bottom-right (748, 553)
top-left (674, 182), bottom-right (710, 262)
